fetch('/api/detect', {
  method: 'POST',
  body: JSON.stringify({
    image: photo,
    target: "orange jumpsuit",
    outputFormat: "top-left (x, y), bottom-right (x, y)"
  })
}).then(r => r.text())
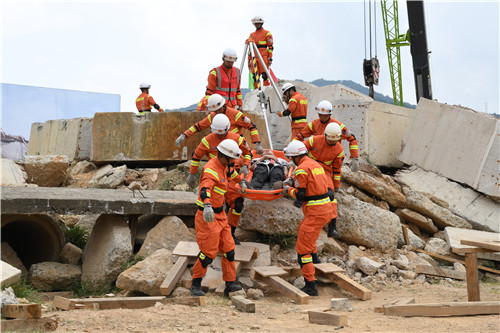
top-left (303, 135), bottom-right (344, 190)
top-left (225, 157), bottom-right (246, 228)
top-left (197, 64), bottom-right (243, 110)
top-left (183, 107), bottom-right (261, 144)
top-left (192, 157), bottom-right (241, 282)
top-left (246, 28), bottom-right (274, 87)
top-left (278, 91), bottom-right (308, 138)
top-left (294, 118), bottom-right (359, 158)
top-left (284, 156), bottom-right (335, 282)
top-left (135, 92), bottom-right (162, 112)
top-left (189, 132), bottom-right (251, 175)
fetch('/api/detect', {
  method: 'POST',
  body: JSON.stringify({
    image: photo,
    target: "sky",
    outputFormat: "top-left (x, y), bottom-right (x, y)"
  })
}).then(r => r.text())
top-left (1, 0), bottom-right (499, 130)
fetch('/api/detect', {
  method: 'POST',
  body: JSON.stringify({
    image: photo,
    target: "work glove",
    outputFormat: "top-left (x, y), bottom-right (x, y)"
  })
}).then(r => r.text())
top-left (293, 200), bottom-right (303, 208)
top-left (175, 133), bottom-right (187, 147)
top-left (240, 165), bottom-right (249, 177)
top-left (254, 142), bottom-right (264, 156)
top-left (203, 203), bottom-right (214, 223)
top-left (186, 173), bottom-right (196, 189)
top-left (238, 180), bottom-right (248, 194)
top-left (283, 177), bottom-right (294, 187)
top-left (282, 185), bottom-right (291, 196)
top-left (351, 158), bottom-right (359, 172)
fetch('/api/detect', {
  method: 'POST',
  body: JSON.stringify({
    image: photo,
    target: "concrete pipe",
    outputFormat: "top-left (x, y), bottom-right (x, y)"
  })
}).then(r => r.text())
top-left (1, 214), bottom-right (65, 269)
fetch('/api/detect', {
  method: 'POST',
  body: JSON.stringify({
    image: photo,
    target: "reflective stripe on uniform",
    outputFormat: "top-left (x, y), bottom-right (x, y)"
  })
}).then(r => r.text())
top-left (191, 160), bottom-right (200, 166)
top-left (213, 186), bottom-right (226, 195)
top-left (300, 100), bottom-right (307, 105)
top-left (204, 168), bottom-right (220, 180)
top-left (301, 255), bottom-right (313, 264)
top-left (202, 138), bottom-right (210, 149)
top-left (295, 169), bottom-right (308, 177)
top-left (306, 197), bottom-right (331, 206)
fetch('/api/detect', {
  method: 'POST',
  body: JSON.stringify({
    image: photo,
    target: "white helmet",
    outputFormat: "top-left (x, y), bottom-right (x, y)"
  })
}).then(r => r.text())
top-left (315, 100), bottom-right (332, 115)
top-left (211, 114), bottom-right (230, 134)
top-left (281, 83), bottom-right (295, 97)
top-left (222, 48), bottom-right (238, 62)
top-left (251, 16), bottom-right (264, 24)
top-left (284, 140), bottom-right (307, 157)
top-left (325, 122), bottom-right (342, 141)
top-left (139, 82), bottom-right (150, 89)
top-left (207, 94), bottom-right (225, 112)
top-left (217, 139), bottom-right (242, 159)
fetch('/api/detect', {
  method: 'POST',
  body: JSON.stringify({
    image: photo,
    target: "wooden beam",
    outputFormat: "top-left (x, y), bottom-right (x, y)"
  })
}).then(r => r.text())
top-left (163, 296), bottom-right (205, 306)
top-left (53, 296), bottom-right (167, 310)
top-left (460, 239), bottom-right (500, 252)
top-left (409, 246), bottom-right (500, 275)
top-left (327, 272), bottom-right (372, 301)
top-left (465, 252), bottom-right (480, 302)
top-left (172, 241), bottom-right (200, 257)
top-left (374, 298), bottom-right (415, 313)
top-left (416, 264), bottom-right (466, 280)
top-left (160, 256), bottom-right (189, 296)
top-left (384, 301), bottom-right (500, 317)
top-left (253, 273), bottom-right (309, 304)
top-left (251, 266), bottom-right (287, 279)
top-left (402, 225), bottom-right (410, 246)
top-left (234, 246), bottom-right (259, 263)
top-left (314, 263), bottom-right (345, 274)
top-left (53, 295), bottom-right (75, 310)
top-left (453, 247), bottom-right (496, 254)
top-left (231, 295), bottom-right (255, 313)
top-left (308, 311), bottom-right (348, 326)
top-left (1, 304), bottom-right (42, 319)
top-left (1, 318), bottom-right (58, 332)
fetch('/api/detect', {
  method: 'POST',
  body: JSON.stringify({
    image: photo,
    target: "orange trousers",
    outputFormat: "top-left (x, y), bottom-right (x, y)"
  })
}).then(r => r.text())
top-left (225, 186), bottom-right (244, 228)
top-left (291, 124), bottom-right (307, 140)
top-left (296, 213), bottom-right (331, 281)
top-left (192, 211), bottom-right (236, 282)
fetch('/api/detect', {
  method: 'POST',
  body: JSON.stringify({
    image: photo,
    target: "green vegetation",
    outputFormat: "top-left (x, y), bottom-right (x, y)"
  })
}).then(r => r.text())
top-left (10, 278), bottom-right (44, 304)
top-left (122, 254), bottom-right (144, 270)
top-left (63, 225), bottom-right (89, 250)
top-left (259, 233), bottom-right (297, 249)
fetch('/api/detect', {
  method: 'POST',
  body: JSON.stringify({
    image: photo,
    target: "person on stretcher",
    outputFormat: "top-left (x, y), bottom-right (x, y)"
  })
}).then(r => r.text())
top-left (249, 149), bottom-right (289, 190)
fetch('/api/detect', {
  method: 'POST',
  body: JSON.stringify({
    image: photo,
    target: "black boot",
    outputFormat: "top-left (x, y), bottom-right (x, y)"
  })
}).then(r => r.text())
top-left (223, 280), bottom-right (242, 298)
top-left (231, 226), bottom-right (241, 245)
top-left (328, 219), bottom-right (341, 238)
top-left (311, 252), bottom-right (322, 264)
top-left (301, 279), bottom-right (319, 296)
top-left (190, 278), bottom-right (205, 297)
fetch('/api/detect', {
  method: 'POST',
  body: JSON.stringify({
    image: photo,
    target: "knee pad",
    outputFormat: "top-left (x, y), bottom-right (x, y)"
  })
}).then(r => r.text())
top-left (297, 253), bottom-right (313, 268)
top-left (198, 252), bottom-right (213, 268)
top-left (224, 249), bottom-right (235, 262)
top-left (234, 197), bottom-right (244, 213)
top-left (261, 72), bottom-right (268, 81)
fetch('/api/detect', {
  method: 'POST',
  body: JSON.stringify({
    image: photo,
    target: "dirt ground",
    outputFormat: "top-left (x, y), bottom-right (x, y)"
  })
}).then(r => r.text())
top-left (46, 279), bottom-right (499, 333)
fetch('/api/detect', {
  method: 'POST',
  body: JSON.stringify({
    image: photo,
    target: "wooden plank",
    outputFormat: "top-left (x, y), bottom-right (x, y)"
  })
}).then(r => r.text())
top-left (327, 272), bottom-right (372, 301)
top-left (251, 266), bottom-right (287, 279)
top-left (402, 225), bottom-right (410, 246)
top-left (374, 298), bottom-right (415, 313)
top-left (1, 317), bottom-right (58, 332)
top-left (172, 241), bottom-right (200, 257)
top-left (280, 266), bottom-right (303, 279)
top-left (465, 252), bottom-right (480, 302)
top-left (258, 275), bottom-right (310, 304)
top-left (163, 296), bottom-right (205, 306)
top-left (314, 263), bottom-right (345, 274)
top-left (1, 304), bottom-right (42, 319)
top-left (160, 256), bottom-right (189, 296)
top-left (231, 295), bottom-right (255, 313)
top-left (453, 247), bottom-right (496, 254)
top-left (409, 246), bottom-right (500, 275)
top-left (308, 311), bottom-right (348, 326)
top-left (384, 301), bottom-right (500, 317)
top-left (235, 245), bottom-right (258, 263)
top-left (460, 239), bottom-right (500, 252)
top-left (54, 296), bottom-right (166, 310)
top-left (73, 303), bottom-right (100, 310)
top-left (416, 264), bottom-right (466, 280)
top-left (53, 295), bottom-right (74, 310)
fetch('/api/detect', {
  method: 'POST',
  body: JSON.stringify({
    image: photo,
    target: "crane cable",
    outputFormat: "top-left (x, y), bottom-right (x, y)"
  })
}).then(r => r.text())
top-left (364, 0), bottom-right (378, 59)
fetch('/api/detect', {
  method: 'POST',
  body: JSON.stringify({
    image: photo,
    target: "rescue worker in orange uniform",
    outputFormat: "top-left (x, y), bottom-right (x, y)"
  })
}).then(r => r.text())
top-left (176, 93), bottom-right (264, 155)
top-left (225, 156), bottom-right (248, 245)
top-left (246, 16), bottom-right (274, 88)
top-left (303, 122), bottom-right (344, 238)
top-left (197, 48), bottom-right (243, 111)
top-left (278, 83), bottom-right (308, 139)
top-left (295, 100), bottom-right (359, 172)
top-left (136, 83), bottom-right (164, 115)
top-left (190, 139), bottom-right (244, 297)
top-left (282, 140), bottom-right (335, 296)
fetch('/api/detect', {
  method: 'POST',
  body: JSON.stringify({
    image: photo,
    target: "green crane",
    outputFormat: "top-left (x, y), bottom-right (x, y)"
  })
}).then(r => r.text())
top-left (381, 0), bottom-right (410, 106)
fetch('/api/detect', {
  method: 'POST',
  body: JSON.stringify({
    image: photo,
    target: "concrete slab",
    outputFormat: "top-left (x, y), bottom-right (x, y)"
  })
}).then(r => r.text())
top-left (1, 158), bottom-right (26, 185)
top-left (1, 261), bottom-right (22, 288)
top-left (444, 227), bottom-right (500, 261)
top-left (399, 99), bottom-right (499, 198)
top-left (395, 168), bottom-right (499, 233)
top-left (27, 118), bottom-right (92, 161)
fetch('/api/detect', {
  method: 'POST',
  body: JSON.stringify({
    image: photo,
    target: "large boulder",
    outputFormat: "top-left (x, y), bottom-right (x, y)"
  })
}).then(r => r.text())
top-left (239, 198), bottom-right (302, 235)
top-left (337, 194), bottom-right (402, 250)
top-left (395, 208), bottom-right (438, 234)
top-left (29, 262), bottom-right (81, 291)
top-left (116, 248), bottom-right (175, 296)
top-left (403, 187), bottom-right (472, 230)
top-left (82, 215), bottom-right (132, 291)
top-left (23, 155), bottom-right (69, 187)
top-left (138, 216), bottom-right (195, 257)
top-left (95, 165), bottom-right (127, 189)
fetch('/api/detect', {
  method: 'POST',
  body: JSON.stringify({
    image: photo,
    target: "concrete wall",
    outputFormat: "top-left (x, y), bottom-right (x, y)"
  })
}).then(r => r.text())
top-left (91, 110), bottom-right (270, 163)
top-left (365, 101), bottom-right (414, 167)
top-left (399, 99), bottom-right (500, 198)
top-left (27, 118), bottom-right (92, 161)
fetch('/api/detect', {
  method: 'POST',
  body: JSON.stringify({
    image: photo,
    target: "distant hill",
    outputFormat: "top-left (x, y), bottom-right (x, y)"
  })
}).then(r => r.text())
top-left (165, 79), bottom-right (417, 111)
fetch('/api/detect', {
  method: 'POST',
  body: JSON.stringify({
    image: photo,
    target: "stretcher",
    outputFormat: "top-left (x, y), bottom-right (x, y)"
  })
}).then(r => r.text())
top-left (235, 150), bottom-right (294, 202)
